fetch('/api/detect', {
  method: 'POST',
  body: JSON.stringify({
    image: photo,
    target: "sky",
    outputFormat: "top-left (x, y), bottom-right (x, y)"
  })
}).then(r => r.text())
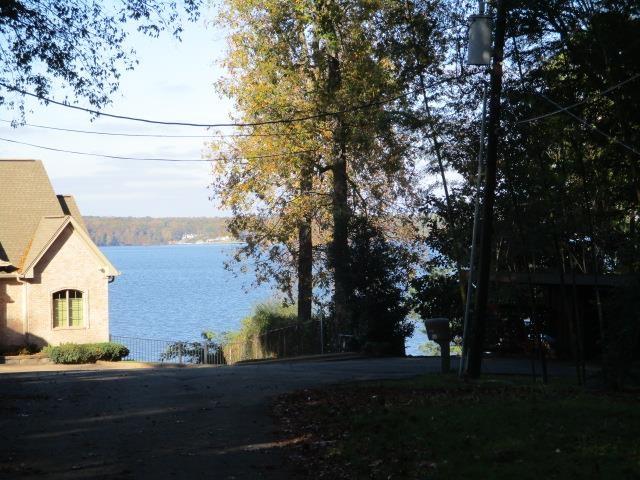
top-left (0, 5), bottom-right (234, 218)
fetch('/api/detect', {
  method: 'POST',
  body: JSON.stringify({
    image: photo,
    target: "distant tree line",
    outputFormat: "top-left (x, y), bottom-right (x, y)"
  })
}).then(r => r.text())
top-left (85, 217), bottom-right (232, 246)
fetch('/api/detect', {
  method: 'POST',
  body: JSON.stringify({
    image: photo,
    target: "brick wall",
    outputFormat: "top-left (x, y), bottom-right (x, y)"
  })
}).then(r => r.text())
top-left (0, 279), bottom-right (25, 346)
top-left (25, 224), bottom-right (110, 347)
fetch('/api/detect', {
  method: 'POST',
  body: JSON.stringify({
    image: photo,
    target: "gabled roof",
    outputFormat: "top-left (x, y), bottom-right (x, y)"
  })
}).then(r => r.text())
top-left (0, 159), bottom-right (118, 277)
top-left (57, 195), bottom-right (87, 231)
top-left (20, 216), bottom-right (69, 273)
top-left (0, 160), bottom-right (62, 268)
top-left (21, 216), bottom-right (119, 279)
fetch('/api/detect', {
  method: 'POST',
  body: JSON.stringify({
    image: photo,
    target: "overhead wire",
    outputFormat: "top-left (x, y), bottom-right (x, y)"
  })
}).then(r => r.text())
top-left (0, 71), bottom-right (474, 164)
top-left (0, 76), bottom-right (462, 129)
top-left (507, 42), bottom-right (640, 158)
top-left (0, 119), bottom-right (296, 138)
top-left (533, 93), bottom-right (640, 157)
top-left (0, 136), bottom-right (315, 162)
top-left (517, 72), bottom-right (640, 125)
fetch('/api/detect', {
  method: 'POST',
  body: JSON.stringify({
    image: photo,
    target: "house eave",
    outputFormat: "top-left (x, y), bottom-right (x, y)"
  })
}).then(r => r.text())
top-left (20, 216), bottom-right (120, 279)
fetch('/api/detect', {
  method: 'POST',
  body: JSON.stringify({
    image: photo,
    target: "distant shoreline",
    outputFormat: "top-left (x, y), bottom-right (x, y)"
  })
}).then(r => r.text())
top-left (85, 216), bottom-right (235, 248)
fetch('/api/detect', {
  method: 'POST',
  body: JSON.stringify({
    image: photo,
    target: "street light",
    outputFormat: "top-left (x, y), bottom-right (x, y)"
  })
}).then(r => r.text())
top-left (467, 11), bottom-right (491, 66)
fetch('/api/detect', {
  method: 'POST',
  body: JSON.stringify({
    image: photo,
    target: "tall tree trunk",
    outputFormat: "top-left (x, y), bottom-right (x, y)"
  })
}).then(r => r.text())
top-left (466, 0), bottom-right (508, 378)
top-left (297, 164), bottom-right (313, 324)
top-left (324, 44), bottom-right (352, 332)
top-left (331, 129), bottom-right (351, 330)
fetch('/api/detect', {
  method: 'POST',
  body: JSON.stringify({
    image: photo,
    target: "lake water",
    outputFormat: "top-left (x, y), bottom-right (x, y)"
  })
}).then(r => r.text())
top-left (102, 244), bottom-right (428, 355)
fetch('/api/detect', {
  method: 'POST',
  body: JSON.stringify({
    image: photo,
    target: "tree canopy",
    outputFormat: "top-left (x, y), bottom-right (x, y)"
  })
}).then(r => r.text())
top-left (0, 0), bottom-right (201, 114)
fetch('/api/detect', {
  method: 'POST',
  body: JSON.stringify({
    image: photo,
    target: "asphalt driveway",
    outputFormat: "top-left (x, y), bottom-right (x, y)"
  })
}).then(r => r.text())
top-left (0, 357), bottom-right (579, 479)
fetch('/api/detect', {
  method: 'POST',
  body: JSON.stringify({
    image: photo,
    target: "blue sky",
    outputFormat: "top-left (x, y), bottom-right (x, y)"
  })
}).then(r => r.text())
top-left (0, 6), bottom-right (234, 217)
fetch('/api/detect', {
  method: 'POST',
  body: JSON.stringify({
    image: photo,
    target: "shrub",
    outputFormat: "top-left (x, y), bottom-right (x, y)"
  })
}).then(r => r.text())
top-left (160, 331), bottom-right (224, 364)
top-left (43, 344), bottom-right (96, 364)
top-left (90, 342), bottom-right (130, 361)
top-left (347, 218), bottom-right (414, 356)
top-left (223, 301), bottom-right (320, 363)
top-left (231, 301), bottom-right (298, 340)
top-left (43, 342), bottom-right (129, 364)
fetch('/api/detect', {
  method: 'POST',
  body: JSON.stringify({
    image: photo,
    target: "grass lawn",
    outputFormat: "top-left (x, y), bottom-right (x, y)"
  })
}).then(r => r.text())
top-left (273, 374), bottom-right (640, 479)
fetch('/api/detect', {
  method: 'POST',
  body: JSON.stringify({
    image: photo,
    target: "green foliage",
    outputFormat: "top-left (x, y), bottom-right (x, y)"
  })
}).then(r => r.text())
top-left (159, 302), bottom-right (323, 365)
top-left (410, 260), bottom-right (464, 338)
top-left (212, 0), bottom-right (430, 305)
top-left (90, 342), bottom-right (130, 361)
top-left (84, 217), bottom-right (232, 246)
top-left (348, 218), bottom-right (414, 355)
top-left (229, 301), bottom-right (298, 341)
top-left (412, 3), bottom-right (640, 380)
top-left (0, 0), bottom-right (201, 116)
top-left (160, 331), bottom-right (225, 364)
top-left (418, 339), bottom-right (462, 357)
top-left (222, 301), bottom-right (322, 363)
top-left (44, 344), bottom-right (94, 364)
top-left (213, 1), bottom-right (639, 378)
top-left (44, 342), bottom-right (129, 364)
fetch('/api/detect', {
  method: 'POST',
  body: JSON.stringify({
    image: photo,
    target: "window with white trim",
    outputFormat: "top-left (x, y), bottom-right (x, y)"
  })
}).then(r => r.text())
top-left (53, 289), bottom-right (83, 328)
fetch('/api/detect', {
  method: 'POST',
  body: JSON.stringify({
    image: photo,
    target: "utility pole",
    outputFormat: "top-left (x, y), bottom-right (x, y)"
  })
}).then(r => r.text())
top-left (465, 0), bottom-right (509, 378)
top-left (460, 0), bottom-right (491, 375)
top-left (460, 81), bottom-right (487, 375)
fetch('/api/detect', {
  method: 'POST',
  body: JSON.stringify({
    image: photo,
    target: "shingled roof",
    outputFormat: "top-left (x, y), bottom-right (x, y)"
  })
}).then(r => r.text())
top-left (0, 159), bottom-right (115, 276)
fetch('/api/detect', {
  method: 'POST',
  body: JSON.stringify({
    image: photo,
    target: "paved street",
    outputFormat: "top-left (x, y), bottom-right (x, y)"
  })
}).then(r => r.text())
top-left (0, 357), bottom-right (579, 479)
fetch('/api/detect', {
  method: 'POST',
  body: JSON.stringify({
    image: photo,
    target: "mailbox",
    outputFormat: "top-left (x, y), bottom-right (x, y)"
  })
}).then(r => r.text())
top-left (424, 317), bottom-right (451, 343)
top-left (424, 317), bottom-right (451, 373)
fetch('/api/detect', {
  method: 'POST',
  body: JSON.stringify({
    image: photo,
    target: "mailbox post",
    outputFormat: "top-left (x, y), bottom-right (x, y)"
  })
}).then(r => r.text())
top-left (424, 317), bottom-right (451, 373)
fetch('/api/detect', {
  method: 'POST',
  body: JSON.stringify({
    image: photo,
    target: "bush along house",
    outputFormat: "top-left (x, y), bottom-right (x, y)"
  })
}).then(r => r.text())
top-left (0, 160), bottom-right (119, 349)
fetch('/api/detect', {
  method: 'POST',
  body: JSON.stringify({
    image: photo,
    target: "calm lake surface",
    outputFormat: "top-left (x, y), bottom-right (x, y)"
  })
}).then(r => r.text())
top-left (102, 244), bottom-right (427, 355)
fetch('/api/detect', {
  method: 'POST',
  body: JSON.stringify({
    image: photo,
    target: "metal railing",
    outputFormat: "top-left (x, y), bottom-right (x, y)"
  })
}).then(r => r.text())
top-left (109, 335), bottom-right (227, 364)
top-left (110, 319), bottom-right (351, 365)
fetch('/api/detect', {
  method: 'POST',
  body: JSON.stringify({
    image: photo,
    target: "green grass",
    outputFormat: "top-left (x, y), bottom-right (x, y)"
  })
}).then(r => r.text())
top-left (277, 375), bottom-right (640, 479)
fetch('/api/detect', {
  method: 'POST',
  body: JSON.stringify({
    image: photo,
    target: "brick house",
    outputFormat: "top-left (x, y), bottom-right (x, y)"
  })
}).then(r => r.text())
top-left (0, 160), bottom-right (119, 348)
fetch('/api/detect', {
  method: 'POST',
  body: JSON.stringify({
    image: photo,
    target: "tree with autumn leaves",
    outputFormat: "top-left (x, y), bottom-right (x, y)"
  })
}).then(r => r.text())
top-left (210, 0), bottom-right (436, 351)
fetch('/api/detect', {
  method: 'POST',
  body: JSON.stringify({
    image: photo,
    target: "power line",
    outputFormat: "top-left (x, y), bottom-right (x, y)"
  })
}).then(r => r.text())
top-left (0, 136), bottom-right (315, 162)
top-left (536, 93), bottom-right (640, 157)
top-left (0, 76), bottom-right (458, 128)
top-left (517, 72), bottom-right (640, 125)
top-left (0, 119), bottom-right (295, 138)
top-left (509, 36), bottom-right (639, 157)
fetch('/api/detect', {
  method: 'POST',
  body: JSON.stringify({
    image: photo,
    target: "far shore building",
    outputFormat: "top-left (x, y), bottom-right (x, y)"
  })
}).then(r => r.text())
top-left (0, 159), bottom-right (119, 348)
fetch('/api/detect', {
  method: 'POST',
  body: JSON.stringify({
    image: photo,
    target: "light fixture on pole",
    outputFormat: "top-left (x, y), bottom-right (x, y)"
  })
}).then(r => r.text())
top-left (467, 1), bottom-right (491, 66)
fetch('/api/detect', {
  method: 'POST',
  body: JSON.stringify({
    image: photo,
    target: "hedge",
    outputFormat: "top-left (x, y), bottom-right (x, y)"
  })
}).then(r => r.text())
top-left (43, 342), bottom-right (129, 364)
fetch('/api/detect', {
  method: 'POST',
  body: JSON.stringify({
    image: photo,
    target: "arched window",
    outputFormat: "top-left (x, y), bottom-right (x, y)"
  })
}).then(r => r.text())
top-left (53, 290), bottom-right (83, 328)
